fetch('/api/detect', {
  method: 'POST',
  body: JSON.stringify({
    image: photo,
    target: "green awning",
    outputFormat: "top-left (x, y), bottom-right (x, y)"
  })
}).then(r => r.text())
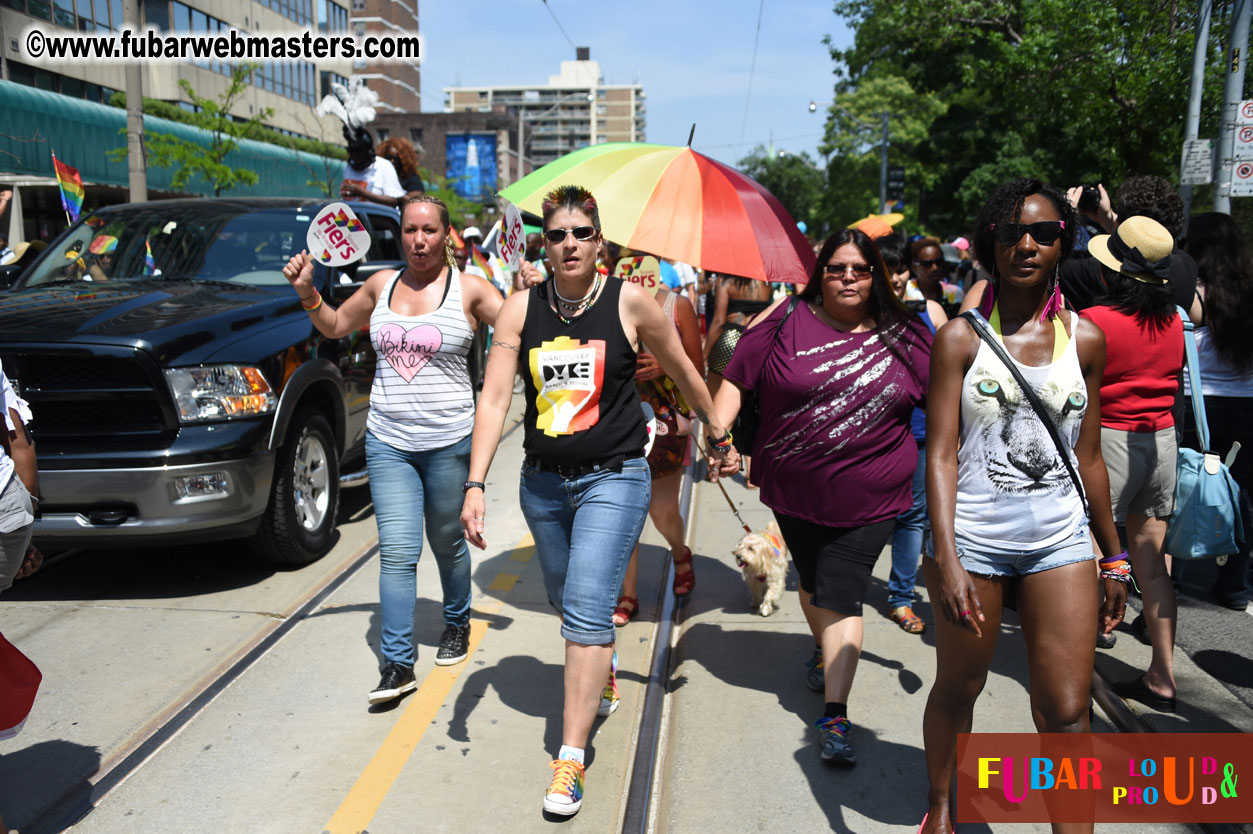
top-left (0, 79), bottom-right (340, 198)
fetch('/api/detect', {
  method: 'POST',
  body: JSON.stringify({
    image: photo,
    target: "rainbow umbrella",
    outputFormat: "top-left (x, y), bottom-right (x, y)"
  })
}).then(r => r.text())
top-left (499, 142), bottom-right (814, 283)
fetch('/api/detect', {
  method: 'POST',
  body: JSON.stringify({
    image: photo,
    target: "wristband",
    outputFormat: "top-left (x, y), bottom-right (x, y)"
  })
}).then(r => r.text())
top-left (1099, 551), bottom-right (1128, 566)
top-left (709, 430), bottom-right (733, 450)
top-left (462, 481), bottom-right (485, 493)
top-left (301, 290), bottom-right (323, 311)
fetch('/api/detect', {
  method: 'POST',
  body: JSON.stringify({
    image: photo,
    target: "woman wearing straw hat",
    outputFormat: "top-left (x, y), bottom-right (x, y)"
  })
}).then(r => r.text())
top-left (1080, 216), bottom-right (1183, 711)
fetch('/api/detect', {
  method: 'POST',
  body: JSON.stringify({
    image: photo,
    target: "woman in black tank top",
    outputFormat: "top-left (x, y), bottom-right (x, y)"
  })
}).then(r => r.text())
top-left (705, 274), bottom-right (774, 394)
top-left (458, 186), bottom-right (735, 817)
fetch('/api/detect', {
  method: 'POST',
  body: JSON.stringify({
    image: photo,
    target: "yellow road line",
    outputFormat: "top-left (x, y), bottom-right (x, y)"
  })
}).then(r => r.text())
top-left (322, 532), bottom-right (534, 834)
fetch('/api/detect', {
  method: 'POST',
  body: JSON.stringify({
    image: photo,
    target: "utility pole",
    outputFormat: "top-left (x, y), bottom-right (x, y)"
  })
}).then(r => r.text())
top-left (124, 0), bottom-right (147, 203)
top-left (1214, 0), bottom-right (1250, 213)
top-left (1181, 0), bottom-right (1214, 225)
top-left (879, 112), bottom-right (889, 214)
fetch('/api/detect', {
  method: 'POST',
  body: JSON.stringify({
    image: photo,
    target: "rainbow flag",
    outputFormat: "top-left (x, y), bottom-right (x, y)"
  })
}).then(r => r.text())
top-left (470, 245), bottom-right (493, 280)
top-left (143, 238), bottom-right (155, 276)
top-left (448, 226), bottom-right (465, 248)
top-left (52, 154), bottom-right (84, 223)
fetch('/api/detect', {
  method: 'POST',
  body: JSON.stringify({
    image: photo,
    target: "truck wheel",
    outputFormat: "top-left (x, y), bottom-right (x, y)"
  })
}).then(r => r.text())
top-left (251, 409), bottom-right (339, 565)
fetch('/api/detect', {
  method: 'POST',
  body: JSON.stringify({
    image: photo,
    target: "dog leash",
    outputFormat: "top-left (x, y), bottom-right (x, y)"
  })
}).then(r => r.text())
top-left (702, 442), bottom-right (753, 534)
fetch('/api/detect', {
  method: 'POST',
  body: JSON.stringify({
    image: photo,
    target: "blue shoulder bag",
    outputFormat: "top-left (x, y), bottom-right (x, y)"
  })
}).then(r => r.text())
top-left (1166, 307), bottom-right (1244, 560)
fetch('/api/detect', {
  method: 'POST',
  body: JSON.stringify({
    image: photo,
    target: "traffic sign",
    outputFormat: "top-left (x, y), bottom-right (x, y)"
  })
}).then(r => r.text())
top-left (1181, 138), bottom-right (1214, 185)
top-left (1230, 160), bottom-right (1253, 196)
top-left (1240, 100), bottom-right (1253, 124)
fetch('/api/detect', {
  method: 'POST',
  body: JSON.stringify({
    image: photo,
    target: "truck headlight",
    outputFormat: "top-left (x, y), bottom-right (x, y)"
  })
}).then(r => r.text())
top-left (164, 365), bottom-right (276, 423)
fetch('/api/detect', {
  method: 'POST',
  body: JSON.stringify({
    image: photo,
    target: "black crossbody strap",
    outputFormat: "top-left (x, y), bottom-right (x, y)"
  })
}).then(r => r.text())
top-left (959, 310), bottom-right (1090, 517)
top-left (772, 296), bottom-right (800, 341)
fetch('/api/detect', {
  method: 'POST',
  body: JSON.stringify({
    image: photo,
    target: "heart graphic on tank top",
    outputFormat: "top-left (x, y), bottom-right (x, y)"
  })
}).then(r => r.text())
top-left (377, 322), bottom-right (443, 382)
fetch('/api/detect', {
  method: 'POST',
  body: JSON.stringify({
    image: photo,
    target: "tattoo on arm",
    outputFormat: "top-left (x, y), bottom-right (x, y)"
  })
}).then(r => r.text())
top-left (695, 407), bottom-right (711, 425)
top-left (493, 340), bottom-right (520, 352)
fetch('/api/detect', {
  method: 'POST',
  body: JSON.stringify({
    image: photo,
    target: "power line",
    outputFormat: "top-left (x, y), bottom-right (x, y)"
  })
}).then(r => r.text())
top-left (739, 0), bottom-right (765, 144)
top-left (541, 0), bottom-right (578, 54)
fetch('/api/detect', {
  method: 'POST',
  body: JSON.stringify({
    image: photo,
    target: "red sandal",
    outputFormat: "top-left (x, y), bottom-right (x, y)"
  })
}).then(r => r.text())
top-left (612, 595), bottom-right (638, 626)
top-left (672, 546), bottom-right (695, 598)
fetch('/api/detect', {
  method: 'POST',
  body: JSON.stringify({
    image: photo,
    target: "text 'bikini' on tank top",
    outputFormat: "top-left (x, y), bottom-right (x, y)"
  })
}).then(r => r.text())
top-left (955, 310), bottom-right (1088, 551)
top-left (520, 277), bottom-right (648, 464)
top-left (367, 268), bottom-right (475, 452)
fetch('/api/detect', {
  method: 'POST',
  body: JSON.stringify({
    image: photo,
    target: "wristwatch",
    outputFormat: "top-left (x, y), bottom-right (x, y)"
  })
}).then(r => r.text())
top-left (462, 481), bottom-right (485, 493)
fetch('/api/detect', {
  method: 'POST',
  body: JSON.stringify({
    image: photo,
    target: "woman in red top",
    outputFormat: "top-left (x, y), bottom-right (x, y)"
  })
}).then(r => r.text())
top-left (1080, 215), bottom-right (1184, 711)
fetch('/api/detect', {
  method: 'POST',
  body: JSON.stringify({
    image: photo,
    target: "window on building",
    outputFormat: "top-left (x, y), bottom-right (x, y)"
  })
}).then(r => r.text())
top-left (51, 0), bottom-right (74, 26)
top-left (142, 0), bottom-right (168, 29)
top-left (26, 0), bottom-right (52, 20)
top-left (351, 0), bottom-right (364, 10)
top-left (0, 0), bottom-right (26, 12)
top-left (171, 0), bottom-right (188, 29)
top-left (108, 0), bottom-right (121, 29)
top-left (377, 128), bottom-right (389, 140)
top-left (74, 0), bottom-right (94, 29)
top-left (409, 127), bottom-right (422, 146)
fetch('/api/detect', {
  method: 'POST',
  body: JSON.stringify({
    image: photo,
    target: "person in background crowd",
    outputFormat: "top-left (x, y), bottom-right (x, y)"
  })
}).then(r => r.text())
top-left (339, 128), bottom-right (406, 208)
top-left (519, 232), bottom-right (549, 289)
top-left (1059, 177), bottom-right (1196, 313)
top-left (711, 227), bottom-right (932, 767)
top-left (1181, 212), bottom-right (1253, 612)
top-left (0, 240), bottom-right (45, 270)
top-left (704, 274), bottom-right (774, 398)
top-left (919, 179), bottom-right (1126, 834)
top-left (1080, 216), bottom-right (1183, 711)
top-left (0, 233), bottom-right (11, 264)
top-left (87, 235), bottom-right (116, 281)
top-left (910, 237), bottom-right (965, 318)
top-left (282, 194), bottom-right (503, 704)
top-left (880, 233), bottom-right (947, 635)
top-left (613, 277), bottom-right (705, 626)
top-left (659, 257), bottom-right (697, 306)
top-left (376, 137), bottom-right (426, 195)
top-left (0, 363), bottom-right (41, 834)
top-left (460, 185), bottom-right (732, 817)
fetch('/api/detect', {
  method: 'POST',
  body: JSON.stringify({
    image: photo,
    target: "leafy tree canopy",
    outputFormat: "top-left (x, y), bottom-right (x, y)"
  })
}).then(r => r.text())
top-left (824, 0), bottom-right (1232, 235)
top-left (737, 145), bottom-right (826, 235)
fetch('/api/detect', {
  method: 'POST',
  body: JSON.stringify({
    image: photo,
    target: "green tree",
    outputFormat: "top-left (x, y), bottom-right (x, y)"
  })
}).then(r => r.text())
top-left (825, 0), bottom-right (1230, 233)
top-left (737, 145), bottom-right (825, 234)
top-left (111, 64), bottom-right (275, 196)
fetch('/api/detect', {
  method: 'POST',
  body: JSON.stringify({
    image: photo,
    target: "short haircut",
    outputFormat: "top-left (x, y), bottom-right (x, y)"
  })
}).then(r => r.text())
top-left (541, 185), bottom-right (600, 231)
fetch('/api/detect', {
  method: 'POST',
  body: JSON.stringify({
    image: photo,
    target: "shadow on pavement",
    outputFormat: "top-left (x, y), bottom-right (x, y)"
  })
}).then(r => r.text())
top-left (0, 738), bottom-right (101, 834)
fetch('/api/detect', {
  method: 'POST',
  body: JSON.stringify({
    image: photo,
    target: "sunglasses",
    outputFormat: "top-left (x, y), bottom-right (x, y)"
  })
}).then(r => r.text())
top-left (823, 262), bottom-right (873, 279)
top-left (544, 226), bottom-right (597, 244)
top-left (991, 220), bottom-right (1066, 246)
top-left (913, 258), bottom-right (947, 269)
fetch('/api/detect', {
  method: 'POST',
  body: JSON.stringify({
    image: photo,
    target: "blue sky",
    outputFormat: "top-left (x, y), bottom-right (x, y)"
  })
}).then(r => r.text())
top-left (415, 0), bottom-right (853, 168)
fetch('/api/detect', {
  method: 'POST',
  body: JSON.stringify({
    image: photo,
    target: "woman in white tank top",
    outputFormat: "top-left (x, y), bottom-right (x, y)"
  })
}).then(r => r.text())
top-left (282, 195), bottom-right (503, 704)
top-left (917, 180), bottom-right (1126, 834)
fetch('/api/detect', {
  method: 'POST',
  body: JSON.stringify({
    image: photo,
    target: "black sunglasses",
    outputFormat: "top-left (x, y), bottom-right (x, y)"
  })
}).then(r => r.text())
top-left (991, 220), bottom-right (1066, 246)
top-left (544, 226), bottom-right (597, 244)
top-left (913, 258), bottom-right (947, 269)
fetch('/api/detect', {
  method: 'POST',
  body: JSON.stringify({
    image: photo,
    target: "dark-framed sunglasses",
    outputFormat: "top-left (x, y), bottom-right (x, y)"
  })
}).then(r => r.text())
top-left (912, 258), bottom-right (947, 269)
top-left (991, 220), bottom-right (1066, 246)
top-left (544, 226), bottom-right (597, 244)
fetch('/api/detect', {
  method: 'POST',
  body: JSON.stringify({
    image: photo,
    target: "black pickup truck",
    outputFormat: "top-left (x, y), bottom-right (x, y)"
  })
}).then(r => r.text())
top-left (0, 198), bottom-right (418, 564)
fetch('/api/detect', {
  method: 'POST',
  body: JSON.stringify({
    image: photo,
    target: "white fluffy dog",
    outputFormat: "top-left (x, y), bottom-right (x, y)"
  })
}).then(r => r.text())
top-left (732, 521), bottom-right (788, 616)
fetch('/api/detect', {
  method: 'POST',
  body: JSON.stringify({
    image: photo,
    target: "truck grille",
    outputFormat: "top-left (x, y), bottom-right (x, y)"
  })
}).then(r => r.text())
top-left (0, 348), bottom-right (175, 443)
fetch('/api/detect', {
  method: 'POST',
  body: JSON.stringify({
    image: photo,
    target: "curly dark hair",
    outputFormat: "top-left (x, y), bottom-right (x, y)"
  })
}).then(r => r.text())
top-left (1115, 175), bottom-right (1184, 240)
top-left (1096, 264), bottom-right (1175, 330)
top-left (377, 137), bottom-right (419, 179)
top-left (972, 178), bottom-right (1077, 276)
top-left (799, 227), bottom-right (909, 327)
top-left (1185, 212), bottom-right (1253, 373)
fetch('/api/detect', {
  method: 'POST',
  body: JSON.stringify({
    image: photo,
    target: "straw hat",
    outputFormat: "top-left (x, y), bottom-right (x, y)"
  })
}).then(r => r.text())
top-left (1088, 216), bottom-right (1174, 285)
top-left (0, 240), bottom-right (46, 266)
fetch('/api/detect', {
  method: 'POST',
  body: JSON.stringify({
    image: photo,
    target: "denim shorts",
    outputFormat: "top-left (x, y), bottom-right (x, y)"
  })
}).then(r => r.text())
top-left (519, 456), bottom-right (651, 645)
top-left (926, 524), bottom-right (1095, 578)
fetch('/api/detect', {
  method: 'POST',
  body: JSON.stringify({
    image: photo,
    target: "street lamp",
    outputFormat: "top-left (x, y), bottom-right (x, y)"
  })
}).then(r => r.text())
top-left (809, 100), bottom-right (892, 214)
top-left (515, 91), bottom-right (596, 179)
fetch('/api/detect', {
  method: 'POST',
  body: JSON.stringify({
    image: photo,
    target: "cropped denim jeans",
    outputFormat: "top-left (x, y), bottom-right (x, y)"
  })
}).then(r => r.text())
top-left (519, 456), bottom-right (651, 646)
top-left (367, 431), bottom-right (472, 668)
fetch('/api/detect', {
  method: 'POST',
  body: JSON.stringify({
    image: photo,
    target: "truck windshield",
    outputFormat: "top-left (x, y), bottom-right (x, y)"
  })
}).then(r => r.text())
top-left (23, 205), bottom-right (313, 288)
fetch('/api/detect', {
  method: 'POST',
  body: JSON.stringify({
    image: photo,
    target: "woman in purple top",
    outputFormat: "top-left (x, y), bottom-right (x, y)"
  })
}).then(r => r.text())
top-left (711, 227), bottom-right (932, 766)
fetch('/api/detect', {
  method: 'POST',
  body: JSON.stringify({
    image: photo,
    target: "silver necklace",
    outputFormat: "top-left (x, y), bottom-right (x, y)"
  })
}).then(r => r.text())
top-left (552, 275), bottom-right (598, 305)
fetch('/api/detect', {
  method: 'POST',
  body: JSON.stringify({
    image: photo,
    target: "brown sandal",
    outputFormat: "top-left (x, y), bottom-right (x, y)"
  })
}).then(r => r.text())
top-left (891, 605), bottom-right (925, 635)
top-left (612, 595), bottom-right (638, 626)
top-left (672, 546), bottom-right (695, 598)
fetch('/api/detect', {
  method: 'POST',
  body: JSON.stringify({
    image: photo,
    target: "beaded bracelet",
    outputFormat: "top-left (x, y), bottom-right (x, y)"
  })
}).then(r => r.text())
top-left (301, 290), bottom-right (323, 311)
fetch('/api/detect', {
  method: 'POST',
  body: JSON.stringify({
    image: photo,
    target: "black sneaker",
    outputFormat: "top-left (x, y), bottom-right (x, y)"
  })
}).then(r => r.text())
top-left (1096, 631), bottom-right (1117, 649)
top-left (369, 662), bottom-right (416, 704)
top-left (435, 623), bottom-right (471, 666)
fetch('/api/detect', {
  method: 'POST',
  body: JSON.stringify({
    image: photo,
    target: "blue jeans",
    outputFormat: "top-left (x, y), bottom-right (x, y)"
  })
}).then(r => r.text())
top-left (888, 440), bottom-right (927, 608)
top-left (367, 431), bottom-right (472, 667)
top-left (519, 457), bottom-right (651, 645)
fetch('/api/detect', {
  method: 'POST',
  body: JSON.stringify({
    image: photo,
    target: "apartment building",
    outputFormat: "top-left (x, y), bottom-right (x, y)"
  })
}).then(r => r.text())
top-left (347, 0), bottom-right (419, 113)
top-left (444, 48), bottom-right (645, 177)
